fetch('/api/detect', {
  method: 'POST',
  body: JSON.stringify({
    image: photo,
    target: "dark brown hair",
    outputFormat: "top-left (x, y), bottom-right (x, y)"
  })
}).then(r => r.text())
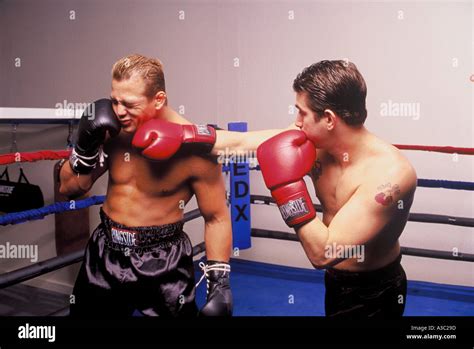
top-left (293, 60), bottom-right (367, 126)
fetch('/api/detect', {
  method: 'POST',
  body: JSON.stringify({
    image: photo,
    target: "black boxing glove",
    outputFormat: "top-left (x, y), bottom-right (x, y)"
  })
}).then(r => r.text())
top-left (70, 99), bottom-right (120, 174)
top-left (198, 261), bottom-right (233, 316)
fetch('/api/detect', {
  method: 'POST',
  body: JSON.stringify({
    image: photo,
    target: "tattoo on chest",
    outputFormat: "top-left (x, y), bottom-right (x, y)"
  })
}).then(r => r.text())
top-left (375, 182), bottom-right (400, 206)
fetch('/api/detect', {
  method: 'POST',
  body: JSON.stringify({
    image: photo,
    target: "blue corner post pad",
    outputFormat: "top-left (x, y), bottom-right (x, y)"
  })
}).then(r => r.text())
top-left (228, 122), bottom-right (251, 250)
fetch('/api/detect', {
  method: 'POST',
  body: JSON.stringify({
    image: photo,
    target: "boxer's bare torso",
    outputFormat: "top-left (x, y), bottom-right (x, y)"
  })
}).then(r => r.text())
top-left (102, 132), bottom-right (219, 227)
top-left (311, 132), bottom-right (417, 271)
top-left (62, 114), bottom-right (226, 228)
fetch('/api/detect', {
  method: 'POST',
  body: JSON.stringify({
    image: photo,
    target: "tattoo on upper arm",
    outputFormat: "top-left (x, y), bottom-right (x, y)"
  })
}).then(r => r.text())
top-left (374, 183), bottom-right (400, 206)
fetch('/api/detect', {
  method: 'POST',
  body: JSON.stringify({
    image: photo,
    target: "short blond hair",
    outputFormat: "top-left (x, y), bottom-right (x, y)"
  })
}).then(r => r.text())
top-left (112, 54), bottom-right (166, 98)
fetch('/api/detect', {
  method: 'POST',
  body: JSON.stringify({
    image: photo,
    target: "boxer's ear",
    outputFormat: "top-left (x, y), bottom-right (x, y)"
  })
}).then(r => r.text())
top-left (153, 91), bottom-right (167, 110)
top-left (323, 109), bottom-right (337, 131)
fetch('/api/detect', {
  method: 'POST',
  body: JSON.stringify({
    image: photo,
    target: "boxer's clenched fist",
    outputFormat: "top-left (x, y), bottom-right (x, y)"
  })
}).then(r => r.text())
top-left (257, 130), bottom-right (317, 227)
top-left (132, 119), bottom-right (216, 160)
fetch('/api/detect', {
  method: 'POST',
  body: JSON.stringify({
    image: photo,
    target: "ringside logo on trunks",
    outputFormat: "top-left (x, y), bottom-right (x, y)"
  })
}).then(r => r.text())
top-left (110, 227), bottom-right (137, 247)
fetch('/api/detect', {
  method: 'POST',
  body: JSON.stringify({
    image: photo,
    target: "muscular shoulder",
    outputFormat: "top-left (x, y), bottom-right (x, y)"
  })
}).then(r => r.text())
top-left (363, 145), bottom-right (417, 198)
top-left (185, 154), bottom-right (222, 179)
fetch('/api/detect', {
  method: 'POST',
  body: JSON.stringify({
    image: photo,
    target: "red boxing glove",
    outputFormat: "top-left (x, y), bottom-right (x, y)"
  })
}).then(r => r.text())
top-left (132, 119), bottom-right (216, 160)
top-left (257, 130), bottom-right (317, 227)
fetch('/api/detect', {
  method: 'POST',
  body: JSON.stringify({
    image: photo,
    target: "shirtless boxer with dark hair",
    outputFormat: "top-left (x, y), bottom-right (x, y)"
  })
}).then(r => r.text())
top-left (59, 54), bottom-right (232, 317)
top-left (139, 60), bottom-right (417, 318)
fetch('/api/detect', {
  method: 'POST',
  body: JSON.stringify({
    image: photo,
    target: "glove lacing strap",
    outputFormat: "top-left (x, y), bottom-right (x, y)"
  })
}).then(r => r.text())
top-left (195, 262), bottom-right (231, 295)
top-left (98, 148), bottom-right (108, 168)
top-left (71, 147), bottom-right (108, 173)
top-left (71, 147), bottom-right (99, 169)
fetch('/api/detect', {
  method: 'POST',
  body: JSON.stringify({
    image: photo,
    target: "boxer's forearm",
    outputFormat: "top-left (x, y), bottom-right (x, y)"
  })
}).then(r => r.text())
top-left (58, 161), bottom-right (95, 197)
top-left (212, 126), bottom-right (296, 155)
top-left (204, 217), bottom-right (232, 262)
top-left (295, 218), bottom-right (342, 269)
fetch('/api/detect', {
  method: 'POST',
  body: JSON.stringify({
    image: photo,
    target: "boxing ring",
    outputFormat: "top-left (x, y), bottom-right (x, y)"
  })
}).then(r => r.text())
top-left (0, 121), bottom-right (473, 316)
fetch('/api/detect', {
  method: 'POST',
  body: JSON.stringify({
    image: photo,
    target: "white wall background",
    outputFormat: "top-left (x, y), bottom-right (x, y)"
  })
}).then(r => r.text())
top-left (0, 0), bottom-right (472, 295)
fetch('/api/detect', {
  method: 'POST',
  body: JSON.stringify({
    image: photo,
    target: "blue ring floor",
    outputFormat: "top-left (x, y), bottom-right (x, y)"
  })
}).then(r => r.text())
top-left (0, 258), bottom-right (472, 316)
top-left (195, 259), bottom-right (474, 316)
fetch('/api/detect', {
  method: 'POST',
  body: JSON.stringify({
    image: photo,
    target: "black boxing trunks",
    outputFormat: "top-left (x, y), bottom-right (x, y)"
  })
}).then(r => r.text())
top-left (324, 254), bottom-right (407, 318)
top-left (70, 208), bottom-right (197, 317)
